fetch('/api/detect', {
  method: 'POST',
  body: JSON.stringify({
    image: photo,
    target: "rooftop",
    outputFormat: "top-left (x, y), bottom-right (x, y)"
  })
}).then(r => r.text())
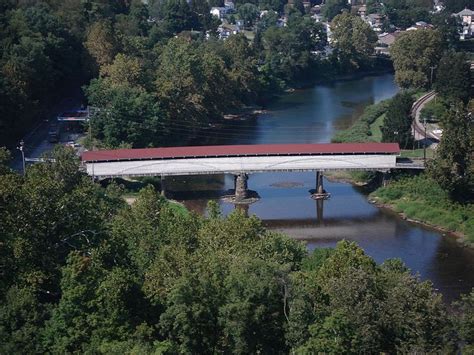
top-left (82, 143), bottom-right (401, 163)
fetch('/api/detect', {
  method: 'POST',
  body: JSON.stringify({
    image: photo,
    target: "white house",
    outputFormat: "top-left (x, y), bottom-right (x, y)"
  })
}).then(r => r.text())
top-left (210, 7), bottom-right (227, 19)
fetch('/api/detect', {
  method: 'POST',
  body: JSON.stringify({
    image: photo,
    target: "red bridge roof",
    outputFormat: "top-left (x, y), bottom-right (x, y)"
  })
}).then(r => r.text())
top-left (82, 143), bottom-right (400, 162)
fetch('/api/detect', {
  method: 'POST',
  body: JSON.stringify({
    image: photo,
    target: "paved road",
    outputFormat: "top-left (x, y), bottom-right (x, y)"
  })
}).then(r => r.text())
top-left (11, 93), bottom-right (83, 172)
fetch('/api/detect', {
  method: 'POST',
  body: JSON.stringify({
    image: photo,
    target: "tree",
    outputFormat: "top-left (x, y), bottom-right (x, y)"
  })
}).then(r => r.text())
top-left (444, 0), bottom-right (474, 12)
top-left (84, 19), bottom-right (119, 72)
top-left (238, 3), bottom-right (259, 29)
top-left (427, 102), bottom-right (473, 198)
top-left (85, 79), bottom-right (165, 147)
top-left (158, 0), bottom-right (199, 34)
top-left (322, 0), bottom-right (349, 21)
top-left (453, 289), bottom-right (474, 353)
top-left (434, 51), bottom-right (471, 103)
top-left (331, 12), bottom-right (378, 70)
top-left (381, 92), bottom-right (414, 148)
top-left (381, 92), bottom-right (413, 149)
top-left (383, 0), bottom-right (432, 28)
top-left (390, 29), bottom-right (445, 89)
top-left (288, 241), bottom-right (454, 354)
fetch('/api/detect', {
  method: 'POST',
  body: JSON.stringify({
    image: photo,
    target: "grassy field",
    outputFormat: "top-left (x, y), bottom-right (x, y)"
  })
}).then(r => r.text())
top-left (369, 113), bottom-right (385, 142)
top-left (332, 100), bottom-right (390, 143)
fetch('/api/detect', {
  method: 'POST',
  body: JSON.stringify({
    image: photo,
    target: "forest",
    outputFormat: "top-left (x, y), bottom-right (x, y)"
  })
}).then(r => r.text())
top-left (0, 147), bottom-right (473, 353)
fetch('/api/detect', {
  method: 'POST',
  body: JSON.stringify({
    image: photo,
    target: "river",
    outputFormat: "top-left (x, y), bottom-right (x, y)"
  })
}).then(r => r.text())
top-left (168, 73), bottom-right (474, 302)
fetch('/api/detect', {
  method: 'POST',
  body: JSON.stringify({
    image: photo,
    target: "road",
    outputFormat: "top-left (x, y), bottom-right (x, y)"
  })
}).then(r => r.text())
top-left (10, 92), bottom-right (83, 172)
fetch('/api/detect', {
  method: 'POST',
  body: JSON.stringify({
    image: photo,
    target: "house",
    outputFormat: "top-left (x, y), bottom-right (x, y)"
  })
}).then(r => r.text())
top-left (375, 31), bottom-right (402, 55)
top-left (217, 23), bottom-right (241, 39)
top-left (210, 7), bottom-right (227, 19)
top-left (366, 13), bottom-right (384, 32)
top-left (454, 8), bottom-right (474, 39)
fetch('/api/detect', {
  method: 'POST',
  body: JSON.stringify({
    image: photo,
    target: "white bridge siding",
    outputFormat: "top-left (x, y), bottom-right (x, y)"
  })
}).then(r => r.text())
top-left (86, 154), bottom-right (397, 178)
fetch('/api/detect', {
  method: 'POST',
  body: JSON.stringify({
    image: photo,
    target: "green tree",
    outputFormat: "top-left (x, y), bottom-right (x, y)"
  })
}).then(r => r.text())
top-left (428, 102), bottom-right (473, 198)
top-left (453, 289), bottom-right (474, 353)
top-left (391, 29), bottom-right (445, 89)
top-left (288, 241), bottom-right (454, 354)
top-left (85, 79), bottom-right (165, 147)
top-left (331, 12), bottom-right (378, 70)
top-left (159, 0), bottom-right (199, 34)
top-left (434, 51), bottom-right (471, 103)
top-left (322, 0), bottom-right (349, 21)
top-left (238, 3), bottom-right (259, 29)
top-left (383, 0), bottom-right (432, 28)
top-left (381, 92), bottom-right (414, 148)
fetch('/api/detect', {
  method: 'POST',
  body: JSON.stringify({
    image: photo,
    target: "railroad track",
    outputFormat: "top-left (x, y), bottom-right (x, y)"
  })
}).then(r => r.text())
top-left (411, 91), bottom-right (441, 141)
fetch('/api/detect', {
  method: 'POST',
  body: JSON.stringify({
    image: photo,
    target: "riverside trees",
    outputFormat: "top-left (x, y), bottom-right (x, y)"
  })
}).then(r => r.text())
top-left (0, 148), bottom-right (473, 353)
top-left (390, 29), bottom-right (445, 89)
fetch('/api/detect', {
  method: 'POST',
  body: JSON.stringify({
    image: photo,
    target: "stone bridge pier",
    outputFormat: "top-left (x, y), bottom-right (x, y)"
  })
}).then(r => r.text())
top-left (311, 171), bottom-right (330, 200)
top-left (234, 173), bottom-right (249, 201)
top-left (223, 173), bottom-right (259, 204)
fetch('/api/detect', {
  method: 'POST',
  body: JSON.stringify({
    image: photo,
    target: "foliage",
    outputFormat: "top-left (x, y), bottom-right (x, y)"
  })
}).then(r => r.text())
top-left (427, 102), bottom-right (473, 199)
top-left (1, 150), bottom-right (471, 352)
top-left (453, 289), bottom-right (474, 353)
top-left (239, 3), bottom-right (259, 28)
top-left (372, 174), bottom-right (474, 242)
top-left (420, 97), bottom-right (448, 122)
top-left (0, 2), bottom-right (82, 146)
top-left (322, 0), bottom-right (349, 21)
top-left (444, 0), bottom-right (474, 12)
top-left (381, 91), bottom-right (414, 148)
top-left (288, 241), bottom-right (454, 353)
top-left (434, 51), bottom-right (472, 104)
top-left (331, 12), bottom-right (378, 70)
top-left (382, 0), bottom-right (433, 29)
top-left (391, 29), bottom-right (445, 89)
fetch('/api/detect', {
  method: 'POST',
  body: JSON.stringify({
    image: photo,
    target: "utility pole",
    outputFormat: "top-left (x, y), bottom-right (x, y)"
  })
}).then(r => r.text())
top-left (17, 140), bottom-right (25, 176)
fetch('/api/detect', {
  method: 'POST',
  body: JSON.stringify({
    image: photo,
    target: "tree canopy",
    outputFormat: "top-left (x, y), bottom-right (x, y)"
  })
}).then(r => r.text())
top-left (390, 29), bottom-right (445, 89)
top-left (0, 149), bottom-right (473, 353)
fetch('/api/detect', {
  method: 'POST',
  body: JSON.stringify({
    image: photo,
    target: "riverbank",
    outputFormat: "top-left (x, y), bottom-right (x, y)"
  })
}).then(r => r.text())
top-left (328, 89), bottom-right (474, 248)
top-left (369, 175), bottom-right (474, 247)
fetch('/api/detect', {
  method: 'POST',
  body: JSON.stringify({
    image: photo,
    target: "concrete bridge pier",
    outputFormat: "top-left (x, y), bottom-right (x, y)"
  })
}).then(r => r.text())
top-left (234, 173), bottom-right (249, 201)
